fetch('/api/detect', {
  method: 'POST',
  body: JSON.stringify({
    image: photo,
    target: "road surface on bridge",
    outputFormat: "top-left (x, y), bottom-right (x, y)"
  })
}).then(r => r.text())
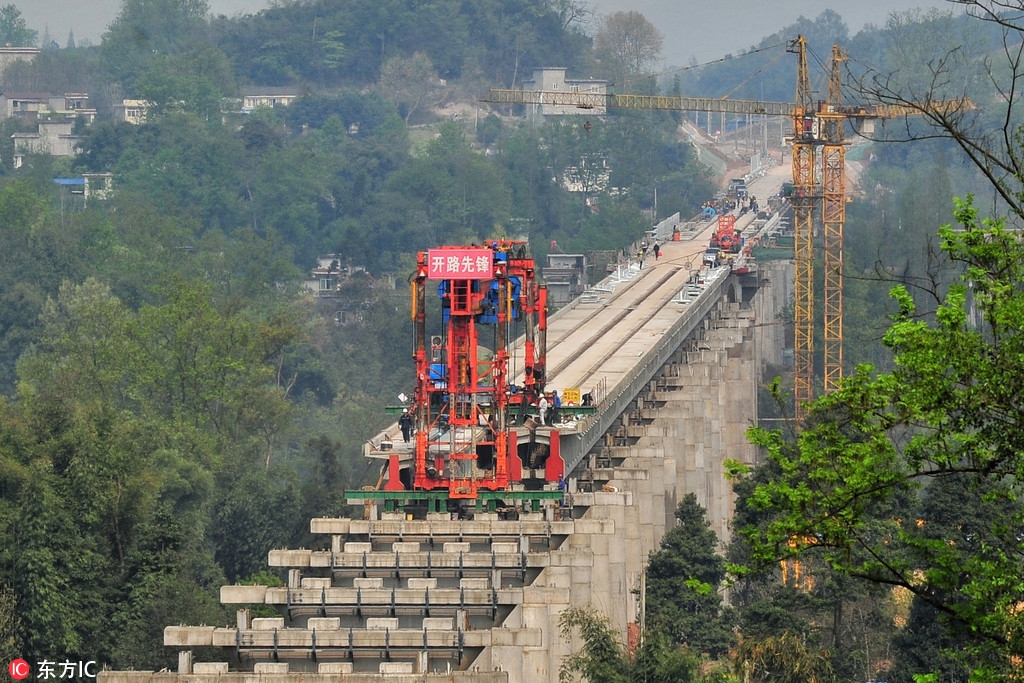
top-left (535, 162), bottom-right (791, 410)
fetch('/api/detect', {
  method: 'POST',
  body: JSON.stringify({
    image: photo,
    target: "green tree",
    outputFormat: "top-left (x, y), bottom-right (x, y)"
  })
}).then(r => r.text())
top-left (736, 196), bottom-right (1024, 681)
top-left (559, 606), bottom-right (707, 683)
top-left (133, 50), bottom-right (232, 121)
top-left (0, 180), bottom-right (50, 393)
top-left (0, 583), bottom-right (18, 662)
top-left (317, 29), bottom-right (347, 73)
top-left (592, 11), bottom-right (662, 86)
top-left (559, 605), bottom-right (629, 683)
top-left (378, 52), bottom-right (444, 124)
top-left (645, 493), bottom-right (736, 657)
top-left (102, 112), bottom-right (247, 230)
top-left (108, 504), bottom-right (227, 669)
top-left (10, 473), bottom-right (83, 657)
top-left (477, 112), bottom-right (502, 146)
top-left (0, 4), bottom-right (37, 46)
top-left (4, 273), bottom-right (303, 663)
top-left (735, 632), bottom-right (834, 683)
top-left (384, 121), bottom-right (512, 245)
top-left (730, 416), bottom-right (911, 681)
top-left (211, 463), bottom-right (301, 581)
top-left (101, 0), bottom-right (212, 88)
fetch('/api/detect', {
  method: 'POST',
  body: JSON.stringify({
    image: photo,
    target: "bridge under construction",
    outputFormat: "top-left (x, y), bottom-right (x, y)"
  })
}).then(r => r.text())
top-left (99, 166), bottom-right (794, 683)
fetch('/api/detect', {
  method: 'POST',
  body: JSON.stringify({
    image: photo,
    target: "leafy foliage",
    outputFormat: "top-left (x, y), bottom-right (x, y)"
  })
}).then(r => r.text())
top-left (735, 632), bottom-right (834, 683)
top-left (737, 197), bottom-right (1024, 681)
top-left (645, 493), bottom-right (736, 657)
top-left (0, 4), bottom-right (36, 47)
top-left (101, 0), bottom-right (213, 90)
top-left (593, 11), bottom-right (663, 87)
top-left (558, 606), bottom-right (717, 683)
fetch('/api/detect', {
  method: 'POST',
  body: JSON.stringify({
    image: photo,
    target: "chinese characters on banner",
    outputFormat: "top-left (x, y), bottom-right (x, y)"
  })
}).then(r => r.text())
top-left (427, 248), bottom-right (494, 280)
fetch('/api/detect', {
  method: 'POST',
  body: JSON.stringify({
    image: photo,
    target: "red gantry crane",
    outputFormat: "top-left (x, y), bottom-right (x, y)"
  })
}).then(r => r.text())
top-left (407, 240), bottom-right (559, 501)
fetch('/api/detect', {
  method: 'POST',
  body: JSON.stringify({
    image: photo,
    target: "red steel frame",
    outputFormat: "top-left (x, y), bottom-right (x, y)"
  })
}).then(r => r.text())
top-left (409, 242), bottom-right (549, 499)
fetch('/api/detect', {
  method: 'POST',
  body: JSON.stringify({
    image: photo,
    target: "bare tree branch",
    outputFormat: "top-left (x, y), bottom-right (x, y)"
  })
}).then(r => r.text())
top-left (847, 5), bottom-right (1024, 220)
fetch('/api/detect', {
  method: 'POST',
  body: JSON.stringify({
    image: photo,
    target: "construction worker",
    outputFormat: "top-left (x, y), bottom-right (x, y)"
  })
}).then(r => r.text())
top-left (399, 408), bottom-right (413, 442)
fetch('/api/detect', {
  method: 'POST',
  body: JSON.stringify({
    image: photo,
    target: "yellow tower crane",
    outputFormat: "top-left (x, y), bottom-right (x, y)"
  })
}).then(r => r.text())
top-left (482, 36), bottom-right (974, 419)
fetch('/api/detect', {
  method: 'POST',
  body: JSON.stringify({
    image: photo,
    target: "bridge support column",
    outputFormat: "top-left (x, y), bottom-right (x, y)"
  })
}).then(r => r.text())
top-left (580, 261), bottom-right (792, 548)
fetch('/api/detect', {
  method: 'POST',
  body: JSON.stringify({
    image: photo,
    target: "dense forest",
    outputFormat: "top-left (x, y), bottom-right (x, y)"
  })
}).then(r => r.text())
top-left (0, 0), bottom-right (1020, 680)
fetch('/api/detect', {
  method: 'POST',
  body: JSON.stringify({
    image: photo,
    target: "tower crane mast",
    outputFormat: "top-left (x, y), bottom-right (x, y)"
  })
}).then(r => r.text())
top-left (822, 43), bottom-right (848, 395)
top-left (482, 37), bottom-right (974, 418)
top-left (789, 35), bottom-right (817, 414)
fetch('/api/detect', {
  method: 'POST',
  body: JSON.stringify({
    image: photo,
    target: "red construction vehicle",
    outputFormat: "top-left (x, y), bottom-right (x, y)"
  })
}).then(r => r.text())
top-left (710, 214), bottom-right (742, 253)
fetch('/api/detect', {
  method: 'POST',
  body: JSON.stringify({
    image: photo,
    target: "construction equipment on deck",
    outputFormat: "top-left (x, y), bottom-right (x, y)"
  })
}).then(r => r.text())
top-left (481, 36), bottom-right (975, 419)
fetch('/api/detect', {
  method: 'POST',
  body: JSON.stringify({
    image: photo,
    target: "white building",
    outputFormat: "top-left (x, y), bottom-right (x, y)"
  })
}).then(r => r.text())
top-left (520, 67), bottom-right (607, 116)
top-left (12, 120), bottom-right (80, 168)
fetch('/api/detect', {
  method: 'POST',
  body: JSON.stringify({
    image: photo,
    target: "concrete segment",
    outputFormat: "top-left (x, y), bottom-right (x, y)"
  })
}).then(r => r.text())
top-left (163, 626), bottom-right (215, 647)
top-left (267, 549), bottom-right (311, 566)
top-left (190, 663), bottom-right (228, 674)
top-left (366, 618), bottom-right (399, 630)
top-left (299, 577), bottom-right (330, 589)
top-left (306, 617), bottom-right (341, 630)
top-left (423, 617), bottom-right (455, 630)
top-left (219, 584), bottom-right (267, 603)
top-left (252, 617), bottom-right (284, 630)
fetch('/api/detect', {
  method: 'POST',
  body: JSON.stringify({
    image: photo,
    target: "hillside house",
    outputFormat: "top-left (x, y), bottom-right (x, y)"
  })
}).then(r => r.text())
top-left (0, 46), bottom-right (39, 80)
top-left (12, 120), bottom-right (81, 168)
top-left (51, 93), bottom-right (97, 124)
top-left (82, 173), bottom-right (114, 201)
top-left (242, 86), bottom-right (303, 112)
top-left (520, 67), bottom-right (607, 117)
top-left (0, 92), bottom-right (50, 120)
top-left (543, 253), bottom-right (589, 305)
top-left (114, 99), bottom-right (150, 125)
top-left (304, 254), bottom-right (369, 297)
top-left (0, 92), bottom-right (98, 125)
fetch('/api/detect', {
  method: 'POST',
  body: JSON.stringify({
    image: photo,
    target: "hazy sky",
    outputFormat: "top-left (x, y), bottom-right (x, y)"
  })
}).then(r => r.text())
top-left (16, 0), bottom-right (273, 45)
top-left (20, 0), bottom-right (957, 62)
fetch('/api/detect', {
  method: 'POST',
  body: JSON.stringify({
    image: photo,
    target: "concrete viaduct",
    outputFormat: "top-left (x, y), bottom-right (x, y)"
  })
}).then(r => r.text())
top-left (100, 167), bottom-right (794, 683)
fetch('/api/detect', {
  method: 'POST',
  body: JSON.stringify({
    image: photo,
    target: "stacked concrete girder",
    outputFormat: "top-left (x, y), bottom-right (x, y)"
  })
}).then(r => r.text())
top-left (123, 504), bottom-right (647, 683)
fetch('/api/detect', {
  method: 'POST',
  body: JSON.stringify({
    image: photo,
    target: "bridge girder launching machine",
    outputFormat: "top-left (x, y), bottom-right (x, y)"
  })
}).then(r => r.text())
top-left (409, 241), bottom-right (552, 500)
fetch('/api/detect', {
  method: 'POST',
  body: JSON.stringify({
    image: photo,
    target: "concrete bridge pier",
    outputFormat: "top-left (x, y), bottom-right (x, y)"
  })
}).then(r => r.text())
top-left (581, 260), bottom-right (792, 549)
